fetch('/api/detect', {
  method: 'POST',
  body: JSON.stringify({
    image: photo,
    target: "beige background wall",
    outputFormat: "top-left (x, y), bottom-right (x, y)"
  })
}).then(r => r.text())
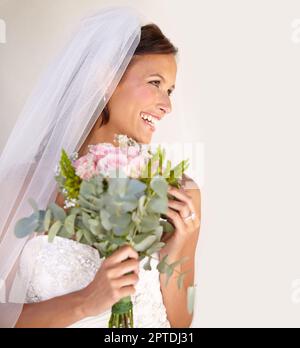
top-left (1, 0), bottom-right (300, 327)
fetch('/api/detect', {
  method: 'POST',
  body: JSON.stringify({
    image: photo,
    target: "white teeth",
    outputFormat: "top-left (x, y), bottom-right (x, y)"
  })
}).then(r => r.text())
top-left (140, 113), bottom-right (159, 125)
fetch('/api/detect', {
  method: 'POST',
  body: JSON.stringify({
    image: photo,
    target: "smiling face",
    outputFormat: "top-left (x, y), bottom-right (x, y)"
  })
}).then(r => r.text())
top-left (101, 53), bottom-right (177, 144)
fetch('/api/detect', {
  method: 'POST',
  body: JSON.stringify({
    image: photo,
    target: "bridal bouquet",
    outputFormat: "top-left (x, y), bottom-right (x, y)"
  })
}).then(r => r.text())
top-left (15, 134), bottom-right (194, 328)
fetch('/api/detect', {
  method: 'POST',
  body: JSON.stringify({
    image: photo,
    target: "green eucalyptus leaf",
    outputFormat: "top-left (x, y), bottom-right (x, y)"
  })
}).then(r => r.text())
top-left (82, 229), bottom-right (97, 245)
top-left (143, 257), bottom-right (152, 271)
top-left (69, 207), bottom-right (82, 216)
top-left (108, 177), bottom-right (129, 197)
top-left (48, 220), bottom-right (62, 242)
top-left (120, 198), bottom-right (138, 213)
top-left (148, 197), bottom-right (168, 214)
top-left (110, 213), bottom-right (131, 228)
top-left (138, 195), bottom-right (147, 214)
top-left (160, 220), bottom-right (175, 234)
top-left (123, 221), bottom-right (136, 239)
top-left (35, 210), bottom-right (47, 232)
top-left (94, 241), bottom-right (109, 258)
top-left (57, 226), bottom-right (72, 238)
top-left (80, 180), bottom-right (96, 196)
top-left (140, 157), bottom-right (152, 179)
top-left (126, 179), bottom-right (147, 197)
top-left (157, 254), bottom-right (168, 274)
top-left (147, 241), bottom-right (165, 255)
top-left (109, 237), bottom-right (127, 246)
top-left (153, 226), bottom-right (163, 240)
top-left (44, 209), bottom-right (52, 231)
top-left (138, 254), bottom-right (146, 262)
top-left (48, 203), bottom-right (66, 222)
top-left (64, 214), bottom-right (76, 235)
top-left (133, 234), bottom-right (157, 253)
top-left (81, 207), bottom-right (96, 215)
top-left (140, 214), bottom-right (160, 233)
top-left (88, 218), bottom-right (101, 236)
top-left (166, 265), bottom-right (174, 277)
top-left (172, 160), bottom-right (190, 180)
top-left (82, 211), bottom-right (91, 230)
top-left (76, 229), bottom-right (84, 242)
top-left (131, 211), bottom-right (141, 224)
top-left (162, 160), bottom-right (172, 179)
top-left (83, 194), bottom-right (103, 210)
top-left (76, 217), bottom-right (86, 231)
top-left (100, 210), bottom-right (112, 230)
top-left (107, 243), bottom-right (119, 256)
top-left (78, 195), bottom-right (98, 211)
top-left (14, 213), bottom-right (39, 238)
top-left (150, 176), bottom-right (168, 198)
top-left (113, 225), bottom-right (128, 236)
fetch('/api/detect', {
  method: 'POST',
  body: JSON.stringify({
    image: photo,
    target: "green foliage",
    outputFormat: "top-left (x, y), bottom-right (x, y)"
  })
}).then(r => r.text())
top-left (14, 138), bottom-right (194, 317)
top-left (14, 212), bottom-right (39, 238)
top-left (55, 148), bottom-right (82, 201)
top-left (143, 257), bottom-right (152, 271)
top-left (48, 220), bottom-right (62, 242)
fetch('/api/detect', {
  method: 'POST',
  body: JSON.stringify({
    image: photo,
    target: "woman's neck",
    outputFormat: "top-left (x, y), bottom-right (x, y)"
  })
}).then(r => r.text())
top-left (77, 118), bottom-right (119, 157)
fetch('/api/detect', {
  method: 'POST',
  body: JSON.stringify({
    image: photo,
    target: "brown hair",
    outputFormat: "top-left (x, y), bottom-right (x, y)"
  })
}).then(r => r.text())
top-left (100, 23), bottom-right (178, 127)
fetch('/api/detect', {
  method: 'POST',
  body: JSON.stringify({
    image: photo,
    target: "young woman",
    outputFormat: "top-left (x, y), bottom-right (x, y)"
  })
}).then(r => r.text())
top-left (0, 6), bottom-right (201, 328)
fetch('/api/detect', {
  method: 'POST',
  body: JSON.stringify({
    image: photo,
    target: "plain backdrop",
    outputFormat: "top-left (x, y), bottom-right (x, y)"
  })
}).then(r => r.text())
top-left (1, 0), bottom-right (300, 327)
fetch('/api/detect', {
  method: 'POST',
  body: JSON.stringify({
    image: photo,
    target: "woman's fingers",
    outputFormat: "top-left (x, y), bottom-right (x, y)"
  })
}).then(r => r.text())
top-left (118, 285), bottom-right (137, 298)
top-left (168, 186), bottom-right (195, 216)
top-left (107, 244), bottom-right (138, 264)
top-left (109, 258), bottom-right (140, 279)
top-left (113, 273), bottom-right (139, 288)
top-left (167, 199), bottom-right (190, 218)
top-left (165, 207), bottom-right (185, 231)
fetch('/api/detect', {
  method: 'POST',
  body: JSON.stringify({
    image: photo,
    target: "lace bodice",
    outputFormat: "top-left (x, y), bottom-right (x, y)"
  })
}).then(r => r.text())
top-left (19, 236), bottom-right (171, 328)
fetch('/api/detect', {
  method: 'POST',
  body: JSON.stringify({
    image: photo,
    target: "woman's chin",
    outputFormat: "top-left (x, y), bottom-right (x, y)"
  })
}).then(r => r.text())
top-left (130, 132), bottom-right (152, 145)
top-left (137, 135), bottom-right (152, 145)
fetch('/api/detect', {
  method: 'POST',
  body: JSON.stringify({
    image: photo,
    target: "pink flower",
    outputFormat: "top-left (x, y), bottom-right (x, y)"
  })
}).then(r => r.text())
top-left (125, 146), bottom-right (140, 159)
top-left (96, 150), bottom-right (129, 177)
top-left (73, 141), bottom-right (150, 180)
top-left (74, 153), bottom-right (97, 180)
top-left (88, 143), bottom-right (115, 160)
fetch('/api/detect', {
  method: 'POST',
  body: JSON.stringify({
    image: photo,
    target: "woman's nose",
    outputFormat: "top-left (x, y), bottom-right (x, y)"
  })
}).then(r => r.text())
top-left (158, 96), bottom-right (172, 114)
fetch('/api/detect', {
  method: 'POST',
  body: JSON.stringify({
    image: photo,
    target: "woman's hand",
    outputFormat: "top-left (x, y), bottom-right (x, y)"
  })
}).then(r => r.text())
top-left (160, 185), bottom-right (201, 261)
top-left (79, 245), bottom-right (140, 317)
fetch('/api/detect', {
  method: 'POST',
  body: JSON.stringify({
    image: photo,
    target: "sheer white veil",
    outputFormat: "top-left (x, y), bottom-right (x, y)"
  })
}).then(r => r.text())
top-left (0, 6), bottom-right (143, 327)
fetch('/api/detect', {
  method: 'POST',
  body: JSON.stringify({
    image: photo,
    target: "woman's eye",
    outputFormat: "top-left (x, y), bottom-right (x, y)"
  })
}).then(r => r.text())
top-left (150, 80), bottom-right (161, 87)
top-left (150, 80), bottom-right (172, 96)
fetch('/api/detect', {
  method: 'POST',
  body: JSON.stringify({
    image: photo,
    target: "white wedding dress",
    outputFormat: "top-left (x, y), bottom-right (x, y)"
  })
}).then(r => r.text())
top-left (18, 235), bottom-right (171, 328)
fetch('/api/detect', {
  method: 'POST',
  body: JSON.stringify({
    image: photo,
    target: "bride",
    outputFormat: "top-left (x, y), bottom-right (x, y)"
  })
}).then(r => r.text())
top-left (0, 6), bottom-right (201, 328)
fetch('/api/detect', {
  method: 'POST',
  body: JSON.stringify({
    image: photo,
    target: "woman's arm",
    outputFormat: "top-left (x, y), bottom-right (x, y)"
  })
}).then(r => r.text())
top-left (160, 178), bottom-right (201, 328)
top-left (14, 290), bottom-right (85, 328)
top-left (15, 245), bottom-right (140, 328)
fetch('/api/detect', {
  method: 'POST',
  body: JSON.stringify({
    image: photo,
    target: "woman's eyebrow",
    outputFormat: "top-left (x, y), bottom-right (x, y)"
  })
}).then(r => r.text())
top-left (148, 73), bottom-right (175, 90)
